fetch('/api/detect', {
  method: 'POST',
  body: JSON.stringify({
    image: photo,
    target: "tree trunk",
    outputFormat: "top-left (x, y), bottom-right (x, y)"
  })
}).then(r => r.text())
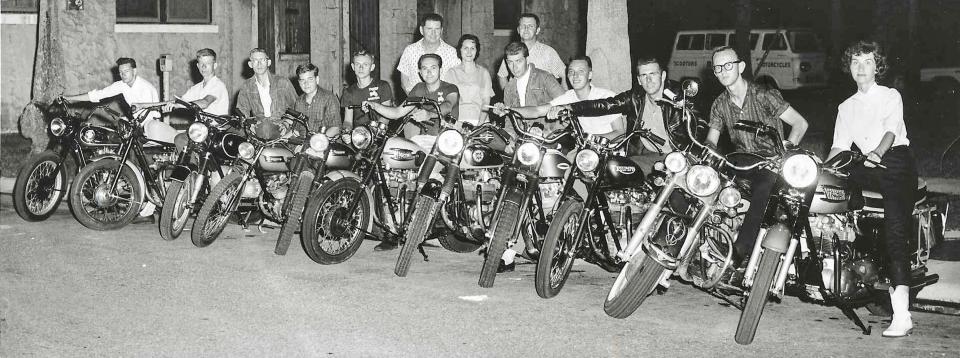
top-left (22, 0), bottom-right (66, 153)
top-left (735, 0), bottom-right (752, 80)
top-left (585, 0), bottom-right (632, 93)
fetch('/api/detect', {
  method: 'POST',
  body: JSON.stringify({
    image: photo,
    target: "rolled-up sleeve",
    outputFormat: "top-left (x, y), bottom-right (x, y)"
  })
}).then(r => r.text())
top-left (880, 90), bottom-right (905, 136)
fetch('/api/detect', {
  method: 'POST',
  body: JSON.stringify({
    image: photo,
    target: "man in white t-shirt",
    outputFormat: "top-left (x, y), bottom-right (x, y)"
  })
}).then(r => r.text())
top-left (396, 13), bottom-right (461, 94)
top-left (496, 13), bottom-right (565, 89)
top-left (175, 48), bottom-right (229, 115)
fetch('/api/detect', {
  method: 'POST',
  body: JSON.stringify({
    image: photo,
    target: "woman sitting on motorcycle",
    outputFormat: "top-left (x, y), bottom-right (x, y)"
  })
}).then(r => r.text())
top-left (825, 40), bottom-right (917, 338)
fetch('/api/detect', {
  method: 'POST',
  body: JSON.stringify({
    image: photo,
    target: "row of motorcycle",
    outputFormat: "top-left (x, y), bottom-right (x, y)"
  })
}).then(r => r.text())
top-left (12, 81), bottom-right (945, 345)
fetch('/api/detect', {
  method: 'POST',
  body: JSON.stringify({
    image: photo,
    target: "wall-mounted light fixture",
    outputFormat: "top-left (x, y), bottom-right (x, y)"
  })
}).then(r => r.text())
top-left (67, 0), bottom-right (83, 10)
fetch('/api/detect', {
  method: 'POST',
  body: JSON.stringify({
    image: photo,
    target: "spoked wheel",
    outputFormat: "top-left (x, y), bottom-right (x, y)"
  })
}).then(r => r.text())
top-left (478, 194), bottom-right (522, 288)
top-left (14, 151), bottom-right (68, 222)
top-left (159, 173), bottom-right (196, 241)
top-left (395, 195), bottom-right (439, 276)
top-left (735, 249), bottom-right (781, 345)
top-left (68, 159), bottom-right (142, 231)
top-left (535, 199), bottom-right (586, 299)
top-left (191, 172), bottom-right (243, 248)
top-left (300, 178), bottom-right (370, 264)
top-left (603, 213), bottom-right (671, 318)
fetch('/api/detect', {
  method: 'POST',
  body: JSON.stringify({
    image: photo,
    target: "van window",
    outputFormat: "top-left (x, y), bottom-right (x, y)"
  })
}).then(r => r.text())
top-left (787, 31), bottom-right (823, 52)
top-left (707, 34), bottom-right (726, 49)
top-left (675, 35), bottom-right (691, 50)
top-left (762, 33), bottom-right (788, 51)
top-left (676, 34), bottom-right (706, 50)
top-left (728, 33), bottom-right (759, 50)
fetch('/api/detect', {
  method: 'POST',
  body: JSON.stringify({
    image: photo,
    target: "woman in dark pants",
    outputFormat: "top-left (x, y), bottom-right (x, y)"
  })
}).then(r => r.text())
top-left (826, 40), bottom-right (917, 338)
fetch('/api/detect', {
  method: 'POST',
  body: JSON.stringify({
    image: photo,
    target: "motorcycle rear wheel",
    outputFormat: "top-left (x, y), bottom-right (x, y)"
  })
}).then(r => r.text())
top-left (535, 199), bottom-right (585, 299)
top-left (478, 199), bottom-right (521, 288)
top-left (159, 173), bottom-right (195, 241)
top-left (735, 249), bottom-right (781, 345)
top-left (69, 159), bottom-right (141, 231)
top-left (300, 178), bottom-right (369, 264)
top-left (191, 172), bottom-right (243, 248)
top-left (395, 195), bottom-right (439, 276)
top-left (13, 150), bottom-right (67, 222)
top-left (274, 171), bottom-right (314, 255)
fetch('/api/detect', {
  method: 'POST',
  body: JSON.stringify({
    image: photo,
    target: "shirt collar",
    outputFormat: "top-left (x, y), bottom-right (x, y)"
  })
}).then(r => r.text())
top-left (852, 82), bottom-right (880, 100)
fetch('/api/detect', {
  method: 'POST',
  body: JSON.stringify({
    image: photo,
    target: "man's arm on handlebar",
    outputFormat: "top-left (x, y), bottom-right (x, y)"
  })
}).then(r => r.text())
top-left (510, 104), bottom-right (551, 119)
top-left (366, 101), bottom-right (415, 120)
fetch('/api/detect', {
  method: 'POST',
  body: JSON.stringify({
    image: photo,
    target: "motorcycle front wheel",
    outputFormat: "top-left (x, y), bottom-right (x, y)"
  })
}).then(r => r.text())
top-left (395, 195), bottom-right (440, 276)
top-left (274, 171), bottom-right (314, 255)
top-left (300, 178), bottom-right (369, 264)
top-left (68, 159), bottom-right (141, 231)
top-left (603, 213), bottom-right (671, 318)
top-left (478, 192), bottom-right (523, 288)
top-left (734, 249), bottom-right (781, 345)
top-left (159, 173), bottom-right (196, 241)
top-left (535, 199), bottom-right (586, 299)
top-left (191, 172), bottom-right (243, 248)
top-left (14, 150), bottom-right (67, 221)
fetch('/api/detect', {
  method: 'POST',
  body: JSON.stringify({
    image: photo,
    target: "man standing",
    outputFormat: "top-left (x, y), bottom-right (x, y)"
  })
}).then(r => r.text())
top-left (396, 13), bottom-right (461, 94)
top-left (236, 48), bottom-right (298, 137)
top-left (496, 13), bottom-right (565, 89)
top-left (495, 41), bottom-right (565, 135)
top-left (705, 46), bottom-right (809, 261)
top-left (293, 63), bottom-right (341, 133)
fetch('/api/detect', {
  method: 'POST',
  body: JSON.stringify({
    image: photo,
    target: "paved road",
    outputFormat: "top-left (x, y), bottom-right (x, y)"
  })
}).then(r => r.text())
top-left (1, 207), bottom-right (958, 357)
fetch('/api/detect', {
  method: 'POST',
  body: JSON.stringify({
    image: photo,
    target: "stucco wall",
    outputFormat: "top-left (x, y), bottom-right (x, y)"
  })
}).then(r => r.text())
top-left (379, 0), bottom-right (418, 99)
top-left (1, 20), bottom-right (38, 133)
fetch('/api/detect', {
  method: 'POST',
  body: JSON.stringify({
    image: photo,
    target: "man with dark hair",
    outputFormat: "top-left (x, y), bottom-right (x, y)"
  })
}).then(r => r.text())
top-left (342, 49), bottom-right (394, 131)
top-left (397, 13), bottom-right (460, 94)
top-left (494, 41), bottom-right (565, 133)
top-left (236, 47), bottom-right (298, 137)
top-left (161, 48), bottom-right (229, 116)
top-left (496, 13), bottom-right (565, 89)
top-left (293, 63), bottom-right (341, 133)
top-left (705, 45), bottom-right (809, 262)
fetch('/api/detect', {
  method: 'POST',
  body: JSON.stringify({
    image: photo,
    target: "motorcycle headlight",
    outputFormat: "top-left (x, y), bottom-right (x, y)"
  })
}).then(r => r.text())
top-left (685, 165), bottom-right (721, 197)
top-left (782, 154), bottom-right (819, 188)
top-left (664, 152), bottom-right (687, 173)
top-left (437, 129), bottom-right (465, 156)
top-left (517, 142), bottom-right (541, 166)
top-left (82, 128), bottom-right (97, 143)
top-left (238, 142), bottom-right (256, 160)
top-left (49, 118), bottom-right (66, 137)
top-left (188, 122), bottom-right (209, 143)
top-left (575, 149), bottom-right (600, 172)
top-left (351, 126), bottom-right (372, 150)
top-left (718, 186), bottom-right (742, 208)
top-left (309, 133), bottom-right (329, 152)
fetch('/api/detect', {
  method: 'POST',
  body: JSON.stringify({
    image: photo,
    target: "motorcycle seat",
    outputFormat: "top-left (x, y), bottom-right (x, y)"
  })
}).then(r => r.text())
top-left (860, 179), bottom-right (928, 213)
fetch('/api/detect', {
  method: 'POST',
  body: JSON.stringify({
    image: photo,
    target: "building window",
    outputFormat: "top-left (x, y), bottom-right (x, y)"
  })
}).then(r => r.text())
top-left (117, 0), bottom-right (211, 24)
top-left (494, 0), bottom-right (520, 30)
top-left (1, 0), bottom-right (38, 13)
top-left (279, 0), bottom-right (310, 54)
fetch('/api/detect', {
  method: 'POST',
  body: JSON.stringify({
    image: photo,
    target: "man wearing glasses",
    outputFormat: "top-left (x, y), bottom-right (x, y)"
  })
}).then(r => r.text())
top-left (705, 45), bottom-right (808, 266)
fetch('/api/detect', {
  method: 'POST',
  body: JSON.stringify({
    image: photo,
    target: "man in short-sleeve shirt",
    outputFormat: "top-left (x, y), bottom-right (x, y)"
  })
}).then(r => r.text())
top-left (180, 49), bottom-right (230, 116)
top-left (496, 13), bottom-right (565, 89)
top-left (396, 13), bottom-right (460, 94)
top-left (342, 50), bottom-right (394, 129)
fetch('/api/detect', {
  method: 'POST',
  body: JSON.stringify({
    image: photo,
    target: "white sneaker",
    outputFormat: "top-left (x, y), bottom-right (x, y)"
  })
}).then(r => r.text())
top-left (139, 202), bottom-right (156, 217)
top-left (882, 313), bottom-right (913, 338)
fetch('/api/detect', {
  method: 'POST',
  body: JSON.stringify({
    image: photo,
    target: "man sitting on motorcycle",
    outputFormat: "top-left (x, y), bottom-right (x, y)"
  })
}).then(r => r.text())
top-left (235, 48), bottom-right (299, 140)
top-left (704, 46), bottom-right (809, 267)
top-left (825, 41), bottom-right (917, 338)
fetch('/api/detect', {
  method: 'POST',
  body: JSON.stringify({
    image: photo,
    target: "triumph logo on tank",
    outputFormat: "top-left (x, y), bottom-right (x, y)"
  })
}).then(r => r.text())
top-left (386, 149), bottom-right (416, 161)
top-left (614, 166), bottom-right (635, 174)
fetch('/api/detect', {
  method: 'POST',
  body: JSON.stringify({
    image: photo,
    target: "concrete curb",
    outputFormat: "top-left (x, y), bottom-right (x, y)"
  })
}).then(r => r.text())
top-left (0, 176), bottom-right (13, 194)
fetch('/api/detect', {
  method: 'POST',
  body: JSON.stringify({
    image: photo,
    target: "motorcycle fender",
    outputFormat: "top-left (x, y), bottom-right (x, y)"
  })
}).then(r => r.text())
top-left (170, 164), bottom-right (197, 182)
top-left (90, 154), bottom-right (147, 204)
top-left (760, 223), bottom-right (792, 253)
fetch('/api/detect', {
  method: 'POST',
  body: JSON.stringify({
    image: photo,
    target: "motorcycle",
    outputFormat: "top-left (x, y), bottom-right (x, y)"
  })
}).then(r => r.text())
top-left (68, 104), bottom-right (178, 230)
top-left (298, 100), bottom-right (427, 264)
top-left (189, 111), bottom-right (317, 248)
top-left (534, 113), bottom-right (665, 298)
top-left (477, 109), bottom-right (573, 288)
top-left (13, 96), bottom-right (120, 221)
top-left (273, 111), bottom-right (355, 256)
top-left (394, 104), bottom-right (510, 276)
top-left (158, 98), bottom-right (245, 241)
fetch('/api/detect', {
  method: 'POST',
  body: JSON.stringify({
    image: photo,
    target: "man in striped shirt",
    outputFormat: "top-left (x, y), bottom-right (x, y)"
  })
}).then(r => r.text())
top-left (496, 13), bottom-right (565, 90)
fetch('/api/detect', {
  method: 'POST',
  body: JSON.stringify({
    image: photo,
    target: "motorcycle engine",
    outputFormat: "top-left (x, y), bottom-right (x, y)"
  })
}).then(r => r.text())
top-left (461, 168), bottom-right (501, 203)
top-left (808, 214), bottom-right (857, 253)
top-left (254, 173), bottom-right (289, 221)
top-left (539, 179), bottom-right (564, 215)
top-left (384, 168), bottom-right (419, 200)
top-left (606, 189), bottom-right (654, 226)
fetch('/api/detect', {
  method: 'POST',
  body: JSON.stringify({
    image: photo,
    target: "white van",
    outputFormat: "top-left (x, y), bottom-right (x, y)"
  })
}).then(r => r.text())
top-left (668, 29), bottom-right (828, 90)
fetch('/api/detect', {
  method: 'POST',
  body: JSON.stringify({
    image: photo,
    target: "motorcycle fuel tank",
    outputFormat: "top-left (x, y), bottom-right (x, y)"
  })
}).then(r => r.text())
top-left (539, 148), bottom-right (570, 179)
top-left (211, 132), bottom-right (245, 159)
top-left (324, 142), bottom-right (355, 170)
top-left (258, 146), bottom-right (294, 172)
top-left (601, 155), bottom-right (645, 190)
top-left (809, 172), bottom-right (850, 214)
top-left (461, 144), bottom-right (503, 169)
top-left (381, 137), bottom-right (424, 170)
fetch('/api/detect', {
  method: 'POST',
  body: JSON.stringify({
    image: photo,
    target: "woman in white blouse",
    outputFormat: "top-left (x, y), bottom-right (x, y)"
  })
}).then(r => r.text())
top-left (446, 34), bottom-right (494, 126)
top-left (826, 41), bottom-right (917, 338)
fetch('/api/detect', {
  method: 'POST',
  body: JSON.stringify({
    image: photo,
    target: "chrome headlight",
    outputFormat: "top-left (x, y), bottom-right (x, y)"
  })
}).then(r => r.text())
top-left (82, 128), bottom-right (97, 142)
top-left (351, 126), bottom-right (372, 150)
top-left (718, 186), bottom-right (742, 208)
top-left (437, 129), bottom-right (465, 156)
top-left (575, 149), bottom-right (600, 172)
top-left (782, 154), bottom-right (819, 188)
top-left (49, 118), bottom-right (66, 137)
top-left (309, 133), bottom-right (329, 152)
top-left (238, 142), bottom-right (256, 160)
top-left (517, 142), bottom-right (541, 166)
top-left (685, 165), bottom-right (721, 197)
top-left (188, 122), bottom-right (209, 143)
top-left (664, 152), bottom-right (687, 173)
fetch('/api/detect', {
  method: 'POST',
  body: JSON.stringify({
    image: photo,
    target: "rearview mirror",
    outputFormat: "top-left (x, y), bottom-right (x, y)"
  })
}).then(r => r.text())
top-left (682, 79), bottom-right (699, 98)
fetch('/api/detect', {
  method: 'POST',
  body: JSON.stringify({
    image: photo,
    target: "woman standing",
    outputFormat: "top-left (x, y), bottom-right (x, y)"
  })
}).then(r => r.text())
top-left (826, 40), bottom-right (917, 338)
top-left (446, 34), bottom-right (494, 126)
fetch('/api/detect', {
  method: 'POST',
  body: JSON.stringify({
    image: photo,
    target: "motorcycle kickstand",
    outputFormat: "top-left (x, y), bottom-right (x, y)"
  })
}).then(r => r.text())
top-left (418, 243), bottom-right (430, 262)
top-left (239, 211), bottom-right (253, 232)
top-left (838, 305), bottom-right (872, 335)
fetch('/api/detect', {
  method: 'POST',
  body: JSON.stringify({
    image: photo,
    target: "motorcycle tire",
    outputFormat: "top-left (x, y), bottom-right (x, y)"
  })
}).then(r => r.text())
top-left (535, 199), bottom-right (585, 299)
top-left (158, 173), bottom-right (196, 241)
top-left (603, 254), bottom-right (664, 319)
top-left (734, 249), bottom-right (781, 345)
top-left (69, 159), bottom-right (142, 231)
top-left (478, 198), bottom-right (522, 288)
top-left (395, 195), bottom-right (439, 276)
top-left (191, 172), bottom-right (244, 248)
top-left (274, 171), bottom-right (314, 255)
top-left (300, 178), bottom-right (369, 265)
top-left (14, 150), bottom-right (67, 222)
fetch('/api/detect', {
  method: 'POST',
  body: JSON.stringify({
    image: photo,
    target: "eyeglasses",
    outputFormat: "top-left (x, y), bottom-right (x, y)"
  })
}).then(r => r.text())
top-left (713, 60), bottom-right (742, 73)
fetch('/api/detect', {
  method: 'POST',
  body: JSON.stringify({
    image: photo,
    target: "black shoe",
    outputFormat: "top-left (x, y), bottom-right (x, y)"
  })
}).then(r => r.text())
top-left (133, 215), bottom-right (155, 225)
top-left (497, 260), bottom-right (515, 273)
top-left (374, 240), bottom-right (398, 251)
